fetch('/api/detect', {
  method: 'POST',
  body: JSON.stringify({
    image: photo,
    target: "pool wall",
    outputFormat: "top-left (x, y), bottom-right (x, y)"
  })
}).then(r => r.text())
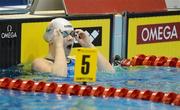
top-left (0, 10), bottom-right (180, 69)
top-left (0, 15), bottom-right (113, 68)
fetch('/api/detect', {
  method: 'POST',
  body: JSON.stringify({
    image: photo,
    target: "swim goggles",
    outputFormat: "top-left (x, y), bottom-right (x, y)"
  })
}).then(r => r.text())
top-left (61, 31), bottom-right (76, 38)
top-left (46, 28), bottom-right (75, 38)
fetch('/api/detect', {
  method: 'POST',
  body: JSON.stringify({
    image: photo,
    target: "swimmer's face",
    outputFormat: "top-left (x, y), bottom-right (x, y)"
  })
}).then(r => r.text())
top-left (63, 31), bottom-right (74, 57)
top-left (45, 22), bottom-right (75, 57)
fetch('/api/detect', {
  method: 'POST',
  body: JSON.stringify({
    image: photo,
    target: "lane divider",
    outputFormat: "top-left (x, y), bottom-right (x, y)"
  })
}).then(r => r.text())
top-left (0, 77), bottom-right (179, 106)
top-left (120, 54), bottom-right (180, 68)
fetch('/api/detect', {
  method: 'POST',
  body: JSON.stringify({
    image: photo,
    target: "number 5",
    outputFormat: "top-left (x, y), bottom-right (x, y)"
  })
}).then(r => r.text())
top-left (81, 55), bottom-right (90, 75)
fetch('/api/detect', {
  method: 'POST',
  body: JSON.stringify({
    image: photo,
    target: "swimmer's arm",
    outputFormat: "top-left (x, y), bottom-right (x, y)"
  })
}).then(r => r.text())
top-left (52, 45), bottom-right (67, 77)
top-left (97, 51), bottom-right (115, 73)
top-left (75, 29), bottom-right (115, 73)
top-left (31, 47), bottom-right (68, 77)
top-left (51, 29), bottom-right (68, 77)
top-left (89, 44), bottom-right (115, 73)
top-left (32, 30), bottom-right (67, 77)
top-left (32, 58), bottom-right (52, 73)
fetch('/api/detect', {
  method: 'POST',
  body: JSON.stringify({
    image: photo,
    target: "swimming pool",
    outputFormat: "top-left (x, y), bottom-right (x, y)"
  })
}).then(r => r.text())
top-left (0, 65), bottom-right (179, 110)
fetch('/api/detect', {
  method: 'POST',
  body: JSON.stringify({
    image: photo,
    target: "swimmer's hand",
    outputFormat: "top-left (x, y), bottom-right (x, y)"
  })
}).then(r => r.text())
top-left (52, 29), bottom-right (64, 48)
top-left (75, 29), bottom-right (93, 48)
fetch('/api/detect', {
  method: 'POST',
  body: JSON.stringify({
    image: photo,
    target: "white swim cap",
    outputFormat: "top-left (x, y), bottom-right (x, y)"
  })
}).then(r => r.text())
top-left (44, 18), bottom-right (74, 43)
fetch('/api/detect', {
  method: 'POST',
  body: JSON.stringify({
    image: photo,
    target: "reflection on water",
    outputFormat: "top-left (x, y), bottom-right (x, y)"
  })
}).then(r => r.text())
top-left (0, 89), bottom-right (179, 110)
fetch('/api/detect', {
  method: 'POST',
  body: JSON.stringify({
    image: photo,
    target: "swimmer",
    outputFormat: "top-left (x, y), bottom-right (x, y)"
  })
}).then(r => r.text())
top-left (32, 18), bottom-right (115, 77)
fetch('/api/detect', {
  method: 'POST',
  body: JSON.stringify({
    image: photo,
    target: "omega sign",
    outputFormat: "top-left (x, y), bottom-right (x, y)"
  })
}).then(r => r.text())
top-left (1, 25), bottom-right (17, 39)
top-left (137, 22), bottom-right (180, 44)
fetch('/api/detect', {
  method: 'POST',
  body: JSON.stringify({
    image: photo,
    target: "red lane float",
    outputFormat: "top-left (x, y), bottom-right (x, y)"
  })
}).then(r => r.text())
top-left (20, 80), bottom-right (34, 91)
top-left (176, 60), bottom-right (180, 68)
top-left (131, 54), bottom-right (146, 66)
top-left (0, 77), bottom-right (12, 88)
top-left (120, 54), bottom-right (180, 68)
top-left (162, 92), bottom-right (177, 104)
top-left (78, 85), bottom-right (92, 96)
top-left (43, 82), bottom-right (58, 93)
top-left (32, 81), bottom-right (46, 92)
top-left (126, 89), bottom-right (140, 99)
top-left (103, 87), bottom-right (116, 97)
top-left (55, 83), bottom-right (70, 94)
top-left (90, 86), bottom-right (105, 97)
top-left (114, 88), bottom-right (128, 97)
top-left (164, 57), bottom-right (178, 67)
top-left (172, 94), bottom-right (180, 106)
top-left (0, 77), bottom-right (179, 106)
top-left (154, 56), bottom-right (168, 66)
top-left (66, 84), bottom-right (81, 95)
top-left (8, 79), bottom-right (23, 90)
top-left (142, 55), bottom-right (157, 66)
top-left (120, 59), bottom-right (132, 66)
top-left (138, 90), bottom-right (153, 100)
top-left (150, 92), bottom-right (165, 102)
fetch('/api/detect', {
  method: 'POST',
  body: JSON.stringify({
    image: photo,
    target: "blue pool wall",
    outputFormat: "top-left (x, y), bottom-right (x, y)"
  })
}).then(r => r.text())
top-left (0, 0), bottom-right (27, 6)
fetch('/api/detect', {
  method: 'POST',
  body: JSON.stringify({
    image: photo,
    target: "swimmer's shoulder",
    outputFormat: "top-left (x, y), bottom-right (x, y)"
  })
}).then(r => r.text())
top-left (32, 58), bottom-right (52, 72)
top-left (32, 58), bottom-right (52, 67)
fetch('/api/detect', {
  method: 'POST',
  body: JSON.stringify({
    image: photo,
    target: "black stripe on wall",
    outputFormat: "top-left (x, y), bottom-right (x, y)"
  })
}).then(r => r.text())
top-left (0, 21), bottom-right (21, 68)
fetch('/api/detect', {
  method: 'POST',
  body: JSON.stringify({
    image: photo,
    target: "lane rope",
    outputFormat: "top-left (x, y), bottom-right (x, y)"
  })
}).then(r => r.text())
top-left (120, 54), bottom-right (180, 68)
top-left (0, 77), bottom-right (179, 106)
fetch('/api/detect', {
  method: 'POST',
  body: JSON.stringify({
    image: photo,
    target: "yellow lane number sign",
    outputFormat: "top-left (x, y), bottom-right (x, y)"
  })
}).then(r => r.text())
top-left (74, 48), bottom-right (97, 82)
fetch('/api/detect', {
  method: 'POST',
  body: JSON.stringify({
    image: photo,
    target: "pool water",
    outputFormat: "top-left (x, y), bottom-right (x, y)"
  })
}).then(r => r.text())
top-left (0, 66), bottom-right (180, 110)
